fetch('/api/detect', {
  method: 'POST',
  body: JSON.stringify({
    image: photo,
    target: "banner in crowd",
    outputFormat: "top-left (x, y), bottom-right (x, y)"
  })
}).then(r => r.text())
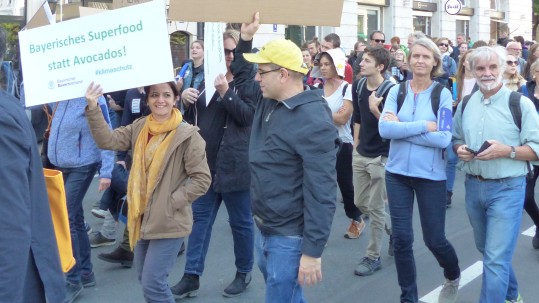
top-left (203, 22), bottom-right (227, 106)
top-left (168, 0), bottom-right (345, 27)
top-left (19, 0), bottom-right (172, 106)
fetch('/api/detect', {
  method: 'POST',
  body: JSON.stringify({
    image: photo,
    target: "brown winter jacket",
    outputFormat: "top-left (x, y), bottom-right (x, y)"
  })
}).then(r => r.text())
top-left (85, 105), bottom-right (211, 240)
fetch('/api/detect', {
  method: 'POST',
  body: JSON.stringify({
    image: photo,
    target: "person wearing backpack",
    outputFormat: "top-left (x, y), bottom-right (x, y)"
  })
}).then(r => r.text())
top-left (351, 46), bottom-right (394, 276)
top-left (453, 46), bottom-right (539, 303)
top-left (317, 48), bottom-right (366, 240)
top-left (379, 38), bottom-right (461, 303)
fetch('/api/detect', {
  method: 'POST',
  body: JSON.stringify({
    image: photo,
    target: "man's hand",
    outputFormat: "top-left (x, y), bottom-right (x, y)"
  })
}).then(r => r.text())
top-left (241, 12), bottom-right (260, 41)
top-left (98, 178), bottom-right (111, 192)
top-left (181, 88), bottom-right (200, 106)
top-left (456, 144), bottom-right (475, 162)
top-left (214, 74), bottom-right (229, 98)
top-left (368, 91), bottom-right (383, 116)
top-left (85, 82), bottom-right (102, 109)
top-left (381, 112), bottom-right (399, 122)
top-left (297, 255), bottom-right (322, 286)
top-left (475, 140), bottom-right (511, 161)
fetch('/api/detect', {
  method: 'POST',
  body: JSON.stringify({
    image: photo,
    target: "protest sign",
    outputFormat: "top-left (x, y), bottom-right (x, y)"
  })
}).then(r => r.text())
top-left (19, 0), bottom-right (173, 107)
top-left (168, 0), bottom-right (344, 27)
top-left (203, 23), bottom-right (226, 106)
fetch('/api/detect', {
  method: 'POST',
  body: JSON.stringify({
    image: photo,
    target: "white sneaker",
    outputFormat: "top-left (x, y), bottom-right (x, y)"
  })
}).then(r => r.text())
top-left (438, 277), bottom-right (459, 303)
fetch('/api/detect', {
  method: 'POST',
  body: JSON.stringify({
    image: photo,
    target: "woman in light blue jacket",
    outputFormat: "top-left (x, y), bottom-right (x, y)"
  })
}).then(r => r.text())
top-left (379, 38), bottom-right (461, 303)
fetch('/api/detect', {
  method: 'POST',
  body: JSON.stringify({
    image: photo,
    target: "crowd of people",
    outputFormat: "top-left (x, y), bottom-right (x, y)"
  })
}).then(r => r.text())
top-left (2, 10), bottom-right (539, 303)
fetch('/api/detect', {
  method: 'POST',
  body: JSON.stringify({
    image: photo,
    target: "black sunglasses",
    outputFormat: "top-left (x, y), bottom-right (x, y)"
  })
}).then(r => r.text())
top-left (372, 39), bottom-right (385, 43)
top-left (506, 60), bottom-right (518, 66)
top-left (439, 43), bottom-right (449, 47)
top-left (224, 48), bottom-right (235, 55)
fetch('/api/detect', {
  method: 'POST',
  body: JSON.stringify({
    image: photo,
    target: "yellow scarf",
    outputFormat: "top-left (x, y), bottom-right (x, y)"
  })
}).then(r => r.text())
top-left (127, 108), bottom-right (182, 250)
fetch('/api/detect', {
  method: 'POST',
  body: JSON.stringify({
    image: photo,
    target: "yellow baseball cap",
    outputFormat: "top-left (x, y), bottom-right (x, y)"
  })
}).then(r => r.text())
top-left (244, 39), bottom-right (309, 75)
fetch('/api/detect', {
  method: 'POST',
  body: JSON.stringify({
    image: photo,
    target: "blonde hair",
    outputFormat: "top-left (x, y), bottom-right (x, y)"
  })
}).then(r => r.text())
top-left (408, 38), bottom-right (444, 78)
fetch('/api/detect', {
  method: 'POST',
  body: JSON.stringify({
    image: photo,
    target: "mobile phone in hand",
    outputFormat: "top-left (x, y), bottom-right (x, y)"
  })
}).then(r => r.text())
top-left (477, 141), bottom-right (492, 154)
top-left (464, 147), bottom-right (477, 155)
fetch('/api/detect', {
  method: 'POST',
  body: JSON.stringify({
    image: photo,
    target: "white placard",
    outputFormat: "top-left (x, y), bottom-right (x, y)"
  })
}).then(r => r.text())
top-left (19, 0), bottom-right (173, 107)
top-left (203, 22), bottom-right (227, 106)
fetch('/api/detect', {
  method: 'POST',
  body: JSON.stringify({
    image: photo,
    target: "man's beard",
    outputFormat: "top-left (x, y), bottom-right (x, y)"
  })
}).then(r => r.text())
top-left (477, 73), bottom-right (503, 91)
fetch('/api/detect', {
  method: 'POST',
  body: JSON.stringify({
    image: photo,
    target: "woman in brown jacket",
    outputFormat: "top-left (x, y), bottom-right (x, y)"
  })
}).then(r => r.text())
top-left (84, 81), bottom-right (211, 303)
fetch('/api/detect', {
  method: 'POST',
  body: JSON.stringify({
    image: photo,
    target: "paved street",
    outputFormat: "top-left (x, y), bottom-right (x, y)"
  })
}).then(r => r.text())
top-left (77, 170), bottom-right (539, 303)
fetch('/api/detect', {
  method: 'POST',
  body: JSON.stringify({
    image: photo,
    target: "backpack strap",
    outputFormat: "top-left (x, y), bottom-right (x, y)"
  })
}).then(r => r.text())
top-left (509, 91), bottom-right (522, 131)
top-left (430, 82), bottom-right (444, 118)
top-left (356, 77), bottom-right (367, 97)
top-left (460, 94), bottom-right (473, 116)
top-left (342, 83), bottom-right (349, 98)
top-left (375, 80), bottom-right (396, 98)
top-left (396, 81), bottom-right (407, 113)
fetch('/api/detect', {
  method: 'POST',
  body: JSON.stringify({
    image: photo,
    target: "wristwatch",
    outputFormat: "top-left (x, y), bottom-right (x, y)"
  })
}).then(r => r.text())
top-left (510, 146), bottom-right (516, 159)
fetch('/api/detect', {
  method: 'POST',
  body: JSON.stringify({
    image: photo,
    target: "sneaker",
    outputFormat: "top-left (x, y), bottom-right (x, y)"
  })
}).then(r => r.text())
top-left (84, 222), bottom-right (92, 235)
top-left (222, 272), bottom-right (252, 297)
top-left (533, 231), bottom-right (539, 249)
top-left (81, 272), bottom-right (96, 288)
top-left (438, 277), bottom-right (460, 303)
top-left (91, 209), bottom-right (108, 219)
top-left (90, 232), bottom-right (116, 248)
top-left (64, 282), bottom-right (83, 303)
top-left (446, 191), bottom-right (453, 208)
top-left (354, 257), bottom-right (381, 276)
top-left (171, 274), bottom-right (199, 299)
top-left (98, 246), bottom-right (134, 267)
top-left (344, 219), bottom-right (365, 239)
top-left (388, 235), bottom-right (395, 257)
top-left (505, 293), bottom-right (524, 303)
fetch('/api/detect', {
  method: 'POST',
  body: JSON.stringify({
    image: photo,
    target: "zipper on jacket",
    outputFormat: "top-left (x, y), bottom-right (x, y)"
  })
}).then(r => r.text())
top-left (265, 103), bottom-right (279, 122)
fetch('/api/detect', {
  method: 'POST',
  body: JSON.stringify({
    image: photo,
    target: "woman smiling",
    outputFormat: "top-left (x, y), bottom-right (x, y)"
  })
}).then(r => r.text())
top-left (84, 81), bottom-right (211, 302)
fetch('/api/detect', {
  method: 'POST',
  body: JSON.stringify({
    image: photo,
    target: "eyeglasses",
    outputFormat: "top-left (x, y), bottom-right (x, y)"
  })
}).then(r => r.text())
top-left (506, 60), bottom-right (518, 66)
top-left (508, 48), bottom-right (522, 52)
top-left (438, 43), bottom-right (449, 47)
top-left (372, 39), bottom-right (385, 43)
top-left (224, 48), bottom-right (235, 55)
top-left (257, 68), bottom-right (281, 76)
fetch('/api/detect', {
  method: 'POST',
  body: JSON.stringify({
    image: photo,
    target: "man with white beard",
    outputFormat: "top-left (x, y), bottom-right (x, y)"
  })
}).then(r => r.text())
top-left (452, 46), bottom-right (539, 303)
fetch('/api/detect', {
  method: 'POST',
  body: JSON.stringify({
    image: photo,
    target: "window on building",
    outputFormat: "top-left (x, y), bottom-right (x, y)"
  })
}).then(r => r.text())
top-left (357, 6), bottom-right (380, 41)
top-left (456, 19), bottom-right (470, 41)
top-left (413, 16), bottom-right (431, 36)
top-left (170, 31), bottom-right (189, 71)
top-left (285, 26), bottom-right (316, 47)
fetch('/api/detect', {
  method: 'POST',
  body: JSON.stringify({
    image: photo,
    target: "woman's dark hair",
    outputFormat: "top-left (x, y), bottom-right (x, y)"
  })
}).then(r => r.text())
top-left (144, 81), bottom-right (179, 102)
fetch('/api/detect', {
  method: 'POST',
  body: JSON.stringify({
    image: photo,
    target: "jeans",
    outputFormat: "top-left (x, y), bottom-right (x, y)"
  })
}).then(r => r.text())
top-left (185, 185), bottom-right (254, 276)
top-left (338, 143), bottom-right (362, 221)
top-left (98, 163), bottom-right (129, 218)
top-left (445, 143), bottom-right (458, 192)
top-left (386, 172), bottom-right (460, 303)
top-left (254, 227), bottom-right (306, 303)
top-left (464, 175), bottom-right (525, 303)
top-left (352, 151), bottom-right (388, 259)
top-left (135, 238), bottom-right (183, 303)
top-left (60, 163), bottom-right (99, 285)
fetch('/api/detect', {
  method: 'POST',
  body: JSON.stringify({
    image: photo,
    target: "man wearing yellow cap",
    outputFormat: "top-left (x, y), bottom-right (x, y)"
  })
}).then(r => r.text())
top-left (231, 13), bottom-right (340, 302)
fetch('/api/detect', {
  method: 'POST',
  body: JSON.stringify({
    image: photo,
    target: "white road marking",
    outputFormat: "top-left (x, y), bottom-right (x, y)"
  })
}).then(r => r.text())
top-left (522, 225), bottom-right (535, 237)
top-left (419, 261), bottom-right (483, 303)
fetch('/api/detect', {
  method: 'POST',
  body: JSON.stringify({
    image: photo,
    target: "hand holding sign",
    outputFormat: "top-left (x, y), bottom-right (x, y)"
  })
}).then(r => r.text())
top-left (241, 12), bottom-right (260, 41)
top-left (85, 82), bottom-right (103, 109)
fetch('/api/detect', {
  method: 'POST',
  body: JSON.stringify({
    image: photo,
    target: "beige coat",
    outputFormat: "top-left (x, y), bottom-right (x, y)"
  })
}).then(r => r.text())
top-left (85, 106), bottom-right (211, 240)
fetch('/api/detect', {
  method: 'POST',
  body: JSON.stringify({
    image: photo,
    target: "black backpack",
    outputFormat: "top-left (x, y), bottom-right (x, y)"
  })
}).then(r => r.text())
top-left (396, 80), bottom-right (445, 117)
